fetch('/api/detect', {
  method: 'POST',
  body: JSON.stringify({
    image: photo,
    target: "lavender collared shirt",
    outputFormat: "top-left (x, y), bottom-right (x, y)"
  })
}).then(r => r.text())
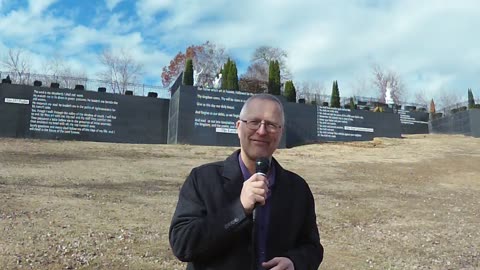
top-left (238, 153), bottom-right (276, 268)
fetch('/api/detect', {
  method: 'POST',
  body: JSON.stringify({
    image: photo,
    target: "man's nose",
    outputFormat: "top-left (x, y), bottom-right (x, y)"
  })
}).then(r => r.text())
top-left (256, 123), bottom-right (268, 135)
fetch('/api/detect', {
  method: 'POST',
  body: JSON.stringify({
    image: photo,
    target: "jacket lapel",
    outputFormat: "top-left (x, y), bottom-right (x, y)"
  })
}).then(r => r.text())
top-left (266, 159), bottom-right (292, 255)
top-left (222, 150), bottom-right (244, 201)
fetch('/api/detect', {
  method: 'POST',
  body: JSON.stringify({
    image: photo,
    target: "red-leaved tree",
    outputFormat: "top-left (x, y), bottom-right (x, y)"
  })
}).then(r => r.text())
top-left (161, 45), bottom-right (200, 87)
top-left (161, 41), bottom-right (228, 88)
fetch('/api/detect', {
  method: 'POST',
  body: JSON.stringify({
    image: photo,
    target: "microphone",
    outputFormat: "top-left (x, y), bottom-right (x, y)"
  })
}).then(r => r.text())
top-left (252, 157), bottom-right (270, 270)
top-left (255, 157), bottom-right (270, 177)
top-left (253, 157), bottom-right (270, 222)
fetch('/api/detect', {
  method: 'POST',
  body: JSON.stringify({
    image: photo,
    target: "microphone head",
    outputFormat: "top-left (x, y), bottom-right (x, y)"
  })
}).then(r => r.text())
top-left (255, 157), bottom-right (270, 175)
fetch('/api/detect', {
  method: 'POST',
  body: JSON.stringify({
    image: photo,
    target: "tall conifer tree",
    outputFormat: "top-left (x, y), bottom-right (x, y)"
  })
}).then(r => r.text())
top-left (284, 80), bottom-right (296, 102)
top-left (221, 58), bottom-right (231, 89)
top-left (268, 60), bottom-right (281, 95)
top-left (330, 80), bottom-right (341, 108)
top-left (268, 60), bottom-right (275, 94)
top-left (183, 59), bottom-right (194, 86)
top-left (274, 61), bottom-right (281, 95)
top-left (468, 88), bottom-right (476, 109)
top-left (230, 62), bottom-right (239, 90)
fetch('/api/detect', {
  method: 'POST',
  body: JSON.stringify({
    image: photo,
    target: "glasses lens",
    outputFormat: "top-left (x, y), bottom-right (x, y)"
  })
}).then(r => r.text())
top-left (247, 121), bottom-right (261, 130)
top-left (243, 120), bottom-right (280, 133)
top-left (266, 125), bottom-right (276, 133)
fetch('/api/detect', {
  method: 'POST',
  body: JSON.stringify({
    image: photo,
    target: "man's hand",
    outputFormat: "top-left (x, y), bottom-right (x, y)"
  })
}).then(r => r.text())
top-left (262, 257), bottom-right (294, 270)
top-left (240, 173), bottom-right (269, 215)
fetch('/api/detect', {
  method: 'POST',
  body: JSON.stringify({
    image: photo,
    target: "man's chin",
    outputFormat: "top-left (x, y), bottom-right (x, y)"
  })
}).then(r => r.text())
top-left (250, 148), bottom-right (272, 159)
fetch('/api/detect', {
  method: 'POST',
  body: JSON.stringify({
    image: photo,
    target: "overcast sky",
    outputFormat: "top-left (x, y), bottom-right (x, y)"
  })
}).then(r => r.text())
top-left (1, 0), bottom-right (479, 104)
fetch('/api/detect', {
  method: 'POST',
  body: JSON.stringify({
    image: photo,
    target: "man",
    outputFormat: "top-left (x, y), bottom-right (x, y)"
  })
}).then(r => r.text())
top-left (169, 94), bottom-right (323, 269)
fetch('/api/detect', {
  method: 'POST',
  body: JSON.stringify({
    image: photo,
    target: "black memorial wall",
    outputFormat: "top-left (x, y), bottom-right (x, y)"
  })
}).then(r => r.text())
top-left (0, 83), bottom-right (170, 143)
top-left (168, 86), bottom-right (403, 148)
top-left (470, 109), bottom-right (480, 137)
top-left (168, 86), bottom-right (287, 147)
top-left (284, 102), bottom-right (402, 147)
top-left (399, 110), bottom-right (429, 134)
top-left (1, 83), bottom-right (431, 146)
top-left (429, 109), bottom-right (480, 137)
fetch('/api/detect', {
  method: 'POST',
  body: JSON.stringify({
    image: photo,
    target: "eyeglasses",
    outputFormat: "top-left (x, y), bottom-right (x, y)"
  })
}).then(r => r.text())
top-left (239, 119), bottom-right (282, 133)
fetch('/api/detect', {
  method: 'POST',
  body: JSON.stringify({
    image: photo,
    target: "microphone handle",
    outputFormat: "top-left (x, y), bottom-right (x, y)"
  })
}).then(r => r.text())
top-left (252, 172), bottom-right (267, 222)
top-left (252, 171), bottom-right (267, 270)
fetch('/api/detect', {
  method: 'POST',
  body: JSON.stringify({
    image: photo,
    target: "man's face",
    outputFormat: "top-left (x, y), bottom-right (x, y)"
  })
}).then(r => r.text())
top-left (236, 99), bottom-right (283, 162)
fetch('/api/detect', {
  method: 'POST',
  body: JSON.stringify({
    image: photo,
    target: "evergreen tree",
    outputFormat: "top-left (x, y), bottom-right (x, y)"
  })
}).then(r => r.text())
top-left (468, 88), bottom-right (475, 109)
top-left (221, 59), bottom-right (231, 89)
top-left (268, 60), bottom-right (281, 95)
top-left (219, 58), bottom-right (239, 90)
top-left (274, 60), bottom-right (281, 95)
top-left (284, 80), bottom-right (296, 102)
top-left (229, 61), bottom-right (239, 90)
top-left (183, 58), bottom-right (194, 86)
top-left (268, 60), bottom-right (275, 94)
top-left (225, 58), bottom-right (232, 90)
top-left (349, 97), bottom-right (355, 110)
top-left (330, 80), bottom-right (340, 108)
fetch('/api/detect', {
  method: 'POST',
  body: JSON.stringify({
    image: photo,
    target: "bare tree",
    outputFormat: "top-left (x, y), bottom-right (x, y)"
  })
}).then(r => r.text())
top-left (2, 48), bottom-right (32, 84)
top-left (99, 49), bottom-right (143, 94)
top-left (251, 46), bottom-right (292, 81)
top-left (43, 53), bottom-right (65, 82)
top-left (414, 89), bottom-right (429, 108)
top-left (40, 54), bottom-right (87, 89)
top-left (239, 46), bottom-right (291, 93)
top-left (194, 41), bottom-right (228, 87)
top-left (349, 76), bottom-right (373, 98)
top-left (371, 64), bottom-right (406, 104)
top-left (61, 70), bottom-right (88, 90)
top-left (297, 80), bottom-right (327, 104)
top-left (239, 62), bottom-right (269, 92)
top-left (435, 89), bottom-right (462, 110)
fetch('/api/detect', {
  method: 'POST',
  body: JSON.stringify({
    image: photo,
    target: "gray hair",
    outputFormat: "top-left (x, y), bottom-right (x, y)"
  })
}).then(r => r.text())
top-left (239, 94), bottom-right (285, 125)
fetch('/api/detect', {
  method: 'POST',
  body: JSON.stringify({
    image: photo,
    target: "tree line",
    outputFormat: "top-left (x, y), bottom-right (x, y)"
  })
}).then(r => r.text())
top-left (162, 41), bottom-right (477, 110)
top-left (2, 42), bottom-right (479, 110)
top-left (174, 42), bottom-right (397, 108)
top-left (1, 48), bottom-right (143, 95)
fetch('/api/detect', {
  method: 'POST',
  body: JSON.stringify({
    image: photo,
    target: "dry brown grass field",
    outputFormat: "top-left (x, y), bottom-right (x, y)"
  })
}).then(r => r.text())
top-left (0, 134), bottom-right (479, 270)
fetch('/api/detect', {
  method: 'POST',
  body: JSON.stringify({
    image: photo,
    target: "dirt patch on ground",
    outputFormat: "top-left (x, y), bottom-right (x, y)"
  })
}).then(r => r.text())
top-left (0, 134), bottom-right (479, 269)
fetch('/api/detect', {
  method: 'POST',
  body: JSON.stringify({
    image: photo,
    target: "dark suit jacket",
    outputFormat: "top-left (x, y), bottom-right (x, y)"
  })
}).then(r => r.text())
top-left (169, 150), bottom-right (323, 270)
